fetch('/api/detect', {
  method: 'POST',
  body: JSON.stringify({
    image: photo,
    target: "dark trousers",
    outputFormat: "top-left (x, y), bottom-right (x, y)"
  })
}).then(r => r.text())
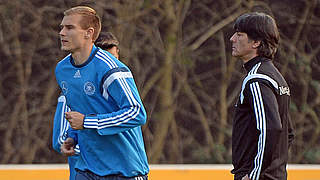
top-left (234, 173), bottom-right (245, 180)
top-left (75, 170), bottom-right (148, 180)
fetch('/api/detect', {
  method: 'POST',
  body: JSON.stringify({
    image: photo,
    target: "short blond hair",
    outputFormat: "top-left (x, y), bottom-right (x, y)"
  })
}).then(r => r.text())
top-left (64, 6), bottom-right (101, 42)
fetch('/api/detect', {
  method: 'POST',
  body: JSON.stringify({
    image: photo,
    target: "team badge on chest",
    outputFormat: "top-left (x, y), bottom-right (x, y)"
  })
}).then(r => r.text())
top-left (84, 81), bottom-right (96, 95)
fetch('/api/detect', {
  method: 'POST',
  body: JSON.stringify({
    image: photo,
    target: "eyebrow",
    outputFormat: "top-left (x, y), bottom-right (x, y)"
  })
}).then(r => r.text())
top-left (59, 24), bottom-right (75, 29)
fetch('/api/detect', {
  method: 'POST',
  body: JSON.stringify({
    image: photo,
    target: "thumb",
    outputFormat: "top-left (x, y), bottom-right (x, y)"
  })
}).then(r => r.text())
top-left (65, 112), bottom-right (71, 119)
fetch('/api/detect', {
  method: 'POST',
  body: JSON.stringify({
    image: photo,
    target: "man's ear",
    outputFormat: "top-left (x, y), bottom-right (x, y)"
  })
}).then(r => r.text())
top-left (253, 40), bottom-right (261, 48)
top-left (85, 28), bottom-right (94, 39)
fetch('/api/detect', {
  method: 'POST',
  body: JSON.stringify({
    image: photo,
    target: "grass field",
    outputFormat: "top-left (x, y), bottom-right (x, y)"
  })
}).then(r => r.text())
top-left (0, 164), bottom-right (319, 180)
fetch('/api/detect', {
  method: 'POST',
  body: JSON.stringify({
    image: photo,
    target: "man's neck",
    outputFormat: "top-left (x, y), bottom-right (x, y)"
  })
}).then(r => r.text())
top-left (241, 54), bottom-right (258, 64)
top-left (72, 43), bottom-right (94, 65)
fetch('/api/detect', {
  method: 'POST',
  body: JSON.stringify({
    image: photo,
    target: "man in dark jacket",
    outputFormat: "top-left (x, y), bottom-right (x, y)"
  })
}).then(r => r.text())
top-left (230, 12), bottom-right (294, 180)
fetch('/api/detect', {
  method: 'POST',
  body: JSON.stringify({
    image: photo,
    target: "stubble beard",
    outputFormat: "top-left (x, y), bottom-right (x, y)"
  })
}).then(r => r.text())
top-left (61, 45), bottom-right (73, 53)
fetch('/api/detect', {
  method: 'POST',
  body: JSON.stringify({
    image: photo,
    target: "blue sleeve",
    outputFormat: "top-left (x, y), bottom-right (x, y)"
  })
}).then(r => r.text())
top-left (67, 128), bottom-right (79, 146)
top-left (52, 95), bottom-right (71, 153)
top-left (83, 67), bottom-right (147, 135)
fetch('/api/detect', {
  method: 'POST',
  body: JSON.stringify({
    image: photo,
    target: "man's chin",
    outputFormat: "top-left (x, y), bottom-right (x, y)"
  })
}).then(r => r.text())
top-left (231, 52), bottom-right (238, 57)
top-left (61, 46), bottom-right (70, 52)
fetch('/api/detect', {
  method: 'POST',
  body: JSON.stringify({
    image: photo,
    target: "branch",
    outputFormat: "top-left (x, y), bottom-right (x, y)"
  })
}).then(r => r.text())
top-left (188, 9), bottom-right (246, 51)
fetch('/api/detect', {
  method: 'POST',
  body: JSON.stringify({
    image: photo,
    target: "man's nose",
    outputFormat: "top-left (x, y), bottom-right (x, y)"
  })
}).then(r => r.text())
top-left (59, 28), bottom-right (65, 36)
top-left (230, 33), bottom-right (236, 42)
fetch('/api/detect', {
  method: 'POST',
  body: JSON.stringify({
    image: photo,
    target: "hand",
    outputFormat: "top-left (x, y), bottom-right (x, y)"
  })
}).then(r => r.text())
top-left (61, 138), bottom-right (75, 156)
top-left (241, 174), bottom-right (251, 180)
top-left (65, 111), bottom-right (84, 130)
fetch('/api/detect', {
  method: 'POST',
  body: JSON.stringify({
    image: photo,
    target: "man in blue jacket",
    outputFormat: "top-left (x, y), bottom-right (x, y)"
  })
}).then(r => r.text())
top-left (55, 6), bottom-right (149, 180)
top-left (52, 31), bottom-right (122, 180)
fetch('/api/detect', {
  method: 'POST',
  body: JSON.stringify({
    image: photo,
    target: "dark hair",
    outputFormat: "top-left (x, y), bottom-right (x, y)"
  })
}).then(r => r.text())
top-left (96, 32), bottom-right (119, 50)
top-left (233, 12), bottom-right (280, 59)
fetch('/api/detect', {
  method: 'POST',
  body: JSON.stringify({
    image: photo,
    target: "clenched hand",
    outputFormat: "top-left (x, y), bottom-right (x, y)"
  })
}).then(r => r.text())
top-left (61, 138), bottom-right (75, 156)
top-left (65, 111), bottom-right (84, 130)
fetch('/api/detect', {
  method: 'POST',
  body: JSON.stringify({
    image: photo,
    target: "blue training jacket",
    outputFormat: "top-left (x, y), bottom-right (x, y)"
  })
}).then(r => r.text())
top-left (55, 45), bottom-right (149, 177)
top-left (52, 95), bottom-right (80, 180)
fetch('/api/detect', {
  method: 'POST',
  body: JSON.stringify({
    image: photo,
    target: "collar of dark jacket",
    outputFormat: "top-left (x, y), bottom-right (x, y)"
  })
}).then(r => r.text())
top-left (243, 56), bottom-right (271, 72)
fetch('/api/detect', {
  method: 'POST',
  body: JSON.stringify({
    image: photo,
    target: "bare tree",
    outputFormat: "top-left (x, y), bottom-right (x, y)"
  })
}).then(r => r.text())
top-left (0, 0), bottom-right (319, 164)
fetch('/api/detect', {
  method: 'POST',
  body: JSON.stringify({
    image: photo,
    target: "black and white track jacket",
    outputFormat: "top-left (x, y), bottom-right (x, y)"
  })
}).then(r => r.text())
top-left (231, 56), bottom-right (295, 180)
